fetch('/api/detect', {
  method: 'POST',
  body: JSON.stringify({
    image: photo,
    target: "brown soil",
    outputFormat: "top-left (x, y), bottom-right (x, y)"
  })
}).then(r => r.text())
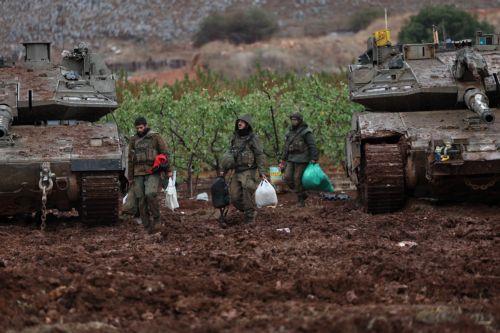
top-left (0, 194), bottom-right (498, 332)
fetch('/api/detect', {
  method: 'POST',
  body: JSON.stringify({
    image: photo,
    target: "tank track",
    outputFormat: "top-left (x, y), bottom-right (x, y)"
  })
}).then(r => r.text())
top-left (361, 143), bottom-right (405, 214)
top-left (80, 173), bottom-right (120, 223)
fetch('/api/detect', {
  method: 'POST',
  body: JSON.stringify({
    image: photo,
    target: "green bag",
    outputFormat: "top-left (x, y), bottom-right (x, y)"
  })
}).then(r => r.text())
top-left (301, 162), bottom-right (334, 192)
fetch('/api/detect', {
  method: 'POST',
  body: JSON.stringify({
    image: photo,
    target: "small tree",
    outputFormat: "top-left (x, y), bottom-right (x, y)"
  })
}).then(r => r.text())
top-left (398, 5), bottom-right (494, 43)
top-left (348, 8), bottom-right (384, 32)
top-left (192, 13), bottom-right (227, 48)
top-left (193, 7), bottom-right (278, 47)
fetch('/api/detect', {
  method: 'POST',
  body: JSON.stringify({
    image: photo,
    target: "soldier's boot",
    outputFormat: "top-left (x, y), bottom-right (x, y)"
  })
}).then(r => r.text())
top-left (244, 210), bottom-right (256, 224)
top-left (219, 218), bottom-right (228, 229)
top-left (138, 198), bottom-right (151, 231)
top-left (297, 193), bottom-right (308, 207)
top-left (141, 211), bottom-right (152, 233)
top-left (154, 217), bottom-right (162, 229)
top-left (147, 218), bottom-right (161, 234)
top-left (147, 193), bottom-right (161, 233)
top-left (118, 213), bottom-right (129, 221)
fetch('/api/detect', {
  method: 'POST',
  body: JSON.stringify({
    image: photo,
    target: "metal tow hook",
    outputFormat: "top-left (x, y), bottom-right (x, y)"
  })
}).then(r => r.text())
top-left (38, 162), bottom-right (55, 230)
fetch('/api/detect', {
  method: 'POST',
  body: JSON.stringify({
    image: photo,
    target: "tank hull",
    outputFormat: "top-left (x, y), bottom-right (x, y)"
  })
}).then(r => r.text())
top-left (0, 43), bottom-right (123, 224)
top-left (0, 123), bottom-right (123, 219)
top-left (346, 109), bottom-right (500, 212)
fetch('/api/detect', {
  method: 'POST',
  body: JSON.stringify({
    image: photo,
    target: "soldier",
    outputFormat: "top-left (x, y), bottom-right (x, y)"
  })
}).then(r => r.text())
top-left (222, 114), bottom-right (266, 225)
top-left (128, 117), bottom-right (170, 233)
top-left (280, 112), bottom-right (319, 206)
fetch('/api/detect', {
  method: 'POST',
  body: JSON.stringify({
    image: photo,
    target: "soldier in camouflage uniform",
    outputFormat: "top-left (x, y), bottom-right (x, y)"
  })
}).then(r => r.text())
top-left (128, 117), bottom-right (170, 233)
top-left (222, 114), bottom-right (266, 224)
top-left (280, 112), bottom-right (319, 206)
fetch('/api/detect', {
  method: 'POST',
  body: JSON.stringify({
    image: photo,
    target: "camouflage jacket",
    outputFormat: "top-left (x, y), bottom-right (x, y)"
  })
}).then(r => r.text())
top-left (226, 114), bottom-right (266, 175)
top-left (127, 130), bottom-right (168, 180)
top-left (283, 123), bottom-right (319, 163)
top-left (229, 132), bottom-right (266, 175)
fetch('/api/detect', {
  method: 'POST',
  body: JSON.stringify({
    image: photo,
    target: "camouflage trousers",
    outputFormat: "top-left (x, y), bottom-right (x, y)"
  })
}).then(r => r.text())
top-left (122, 187), bottom-right (139, 217)
top-left (284, 162), bottom-right (308, 202)
top-left (229, 169), bottom-right (259, 222)
top-left (133, 174), bottom-right (161, 231)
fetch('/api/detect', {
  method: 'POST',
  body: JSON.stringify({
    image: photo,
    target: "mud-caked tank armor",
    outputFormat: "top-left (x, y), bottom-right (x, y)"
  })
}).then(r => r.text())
top-left (346, 30), bottom-right (500, 213)
top-left (0, 42), bottom-right (124, 226)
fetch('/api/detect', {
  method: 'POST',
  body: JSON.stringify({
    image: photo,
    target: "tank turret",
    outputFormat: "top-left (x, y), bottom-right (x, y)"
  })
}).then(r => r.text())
top-left (348, 32), bottom-right (499, 121)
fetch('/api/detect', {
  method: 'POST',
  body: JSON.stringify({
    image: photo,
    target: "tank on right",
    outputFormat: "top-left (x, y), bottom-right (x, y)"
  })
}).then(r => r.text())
top-left (346, 29), bottom-right (500, 213)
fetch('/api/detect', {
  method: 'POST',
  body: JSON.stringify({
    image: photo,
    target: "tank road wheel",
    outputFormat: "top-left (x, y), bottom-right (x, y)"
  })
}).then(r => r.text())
top-left (80, 173), bottom-right (121, 224)
top-left (360, 143), bottom-right (406, 214)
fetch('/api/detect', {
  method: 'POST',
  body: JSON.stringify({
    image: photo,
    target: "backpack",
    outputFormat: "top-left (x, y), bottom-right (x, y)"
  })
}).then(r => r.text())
top-left (211, 176), bottom-right (230, 208)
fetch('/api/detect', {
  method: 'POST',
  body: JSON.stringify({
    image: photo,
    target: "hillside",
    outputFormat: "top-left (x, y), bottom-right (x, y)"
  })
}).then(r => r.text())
top-left (0, 0), bottom-right (498, 58)
top-left (1, 1), bottom-right (499, 82)
top-left (128, 8), bottom-right (500, 81)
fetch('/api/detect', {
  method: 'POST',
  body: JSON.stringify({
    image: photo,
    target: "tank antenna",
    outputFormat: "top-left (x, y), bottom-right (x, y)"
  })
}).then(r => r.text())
top-left (385, 8), bottom-right (388, 30)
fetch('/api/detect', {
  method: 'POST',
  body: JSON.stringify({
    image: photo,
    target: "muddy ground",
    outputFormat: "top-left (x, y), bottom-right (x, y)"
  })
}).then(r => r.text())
top-left (0, 194), bottom-right (498, 333)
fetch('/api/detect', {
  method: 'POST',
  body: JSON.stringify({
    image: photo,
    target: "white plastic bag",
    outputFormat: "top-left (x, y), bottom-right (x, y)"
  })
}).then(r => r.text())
top-left (195, 192), bottom-right (209, 201)
top-left (164, 171), bottom-right (179, 211)
top-left (122, 194), bottom-right (128, 205)
top-left (255, 179), bottom-right (278, 208)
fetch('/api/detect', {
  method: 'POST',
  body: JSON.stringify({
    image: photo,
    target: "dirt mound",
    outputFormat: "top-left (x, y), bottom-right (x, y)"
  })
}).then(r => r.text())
top-left (0, 194), bottom-right (498, 332)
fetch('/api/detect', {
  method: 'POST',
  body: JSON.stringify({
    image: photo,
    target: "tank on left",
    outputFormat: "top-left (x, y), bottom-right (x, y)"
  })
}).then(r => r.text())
top-left (0, 42), bottom-right (126, 224)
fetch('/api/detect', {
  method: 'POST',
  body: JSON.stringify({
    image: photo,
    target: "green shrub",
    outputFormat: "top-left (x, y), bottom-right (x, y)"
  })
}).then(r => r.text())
top-left (348, 8), bottom-right (384, 32)
top-left (193, 7), bottom-right (278, 47)
top-left (398, 5), bottom-right (494, 43)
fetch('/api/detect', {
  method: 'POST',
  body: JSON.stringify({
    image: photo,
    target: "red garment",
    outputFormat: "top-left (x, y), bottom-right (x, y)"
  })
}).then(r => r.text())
top-left (150, 154), bottom-right (168, 174)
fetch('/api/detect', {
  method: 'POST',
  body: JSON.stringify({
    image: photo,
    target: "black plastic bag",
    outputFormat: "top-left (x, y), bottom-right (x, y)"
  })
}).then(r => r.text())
top-left (211, 176), bottom-right (230, 208)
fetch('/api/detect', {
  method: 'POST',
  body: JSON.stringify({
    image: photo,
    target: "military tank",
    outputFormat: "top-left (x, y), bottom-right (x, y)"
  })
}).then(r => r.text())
top-left (0, 42), bottom-right (123, 227)
top-left (346, 29), bottom-right (500, 213)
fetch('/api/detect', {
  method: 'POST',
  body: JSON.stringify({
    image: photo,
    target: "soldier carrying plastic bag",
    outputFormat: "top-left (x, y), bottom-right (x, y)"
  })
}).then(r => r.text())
top-left (279, 112), bottom-right (319, 206)
top-left (220, 114), bottom-right (267, 225)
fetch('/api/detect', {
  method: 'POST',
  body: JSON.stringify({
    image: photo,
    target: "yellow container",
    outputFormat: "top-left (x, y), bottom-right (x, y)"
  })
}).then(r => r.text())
top-left (269, 166), bottom-right (283, 185)
top-left (374, 29), bottom-right (391, 47)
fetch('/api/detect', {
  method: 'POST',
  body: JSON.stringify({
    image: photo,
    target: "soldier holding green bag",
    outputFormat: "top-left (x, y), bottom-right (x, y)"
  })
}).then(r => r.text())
top-left (280, 112), bottom-right (319, 206)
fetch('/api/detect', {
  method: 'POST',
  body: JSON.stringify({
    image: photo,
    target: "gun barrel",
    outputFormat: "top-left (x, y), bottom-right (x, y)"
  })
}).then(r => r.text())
top-left (464, 89), bottom-right (495, 123)
top-left (0, 105), bottom-right (13, 138)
